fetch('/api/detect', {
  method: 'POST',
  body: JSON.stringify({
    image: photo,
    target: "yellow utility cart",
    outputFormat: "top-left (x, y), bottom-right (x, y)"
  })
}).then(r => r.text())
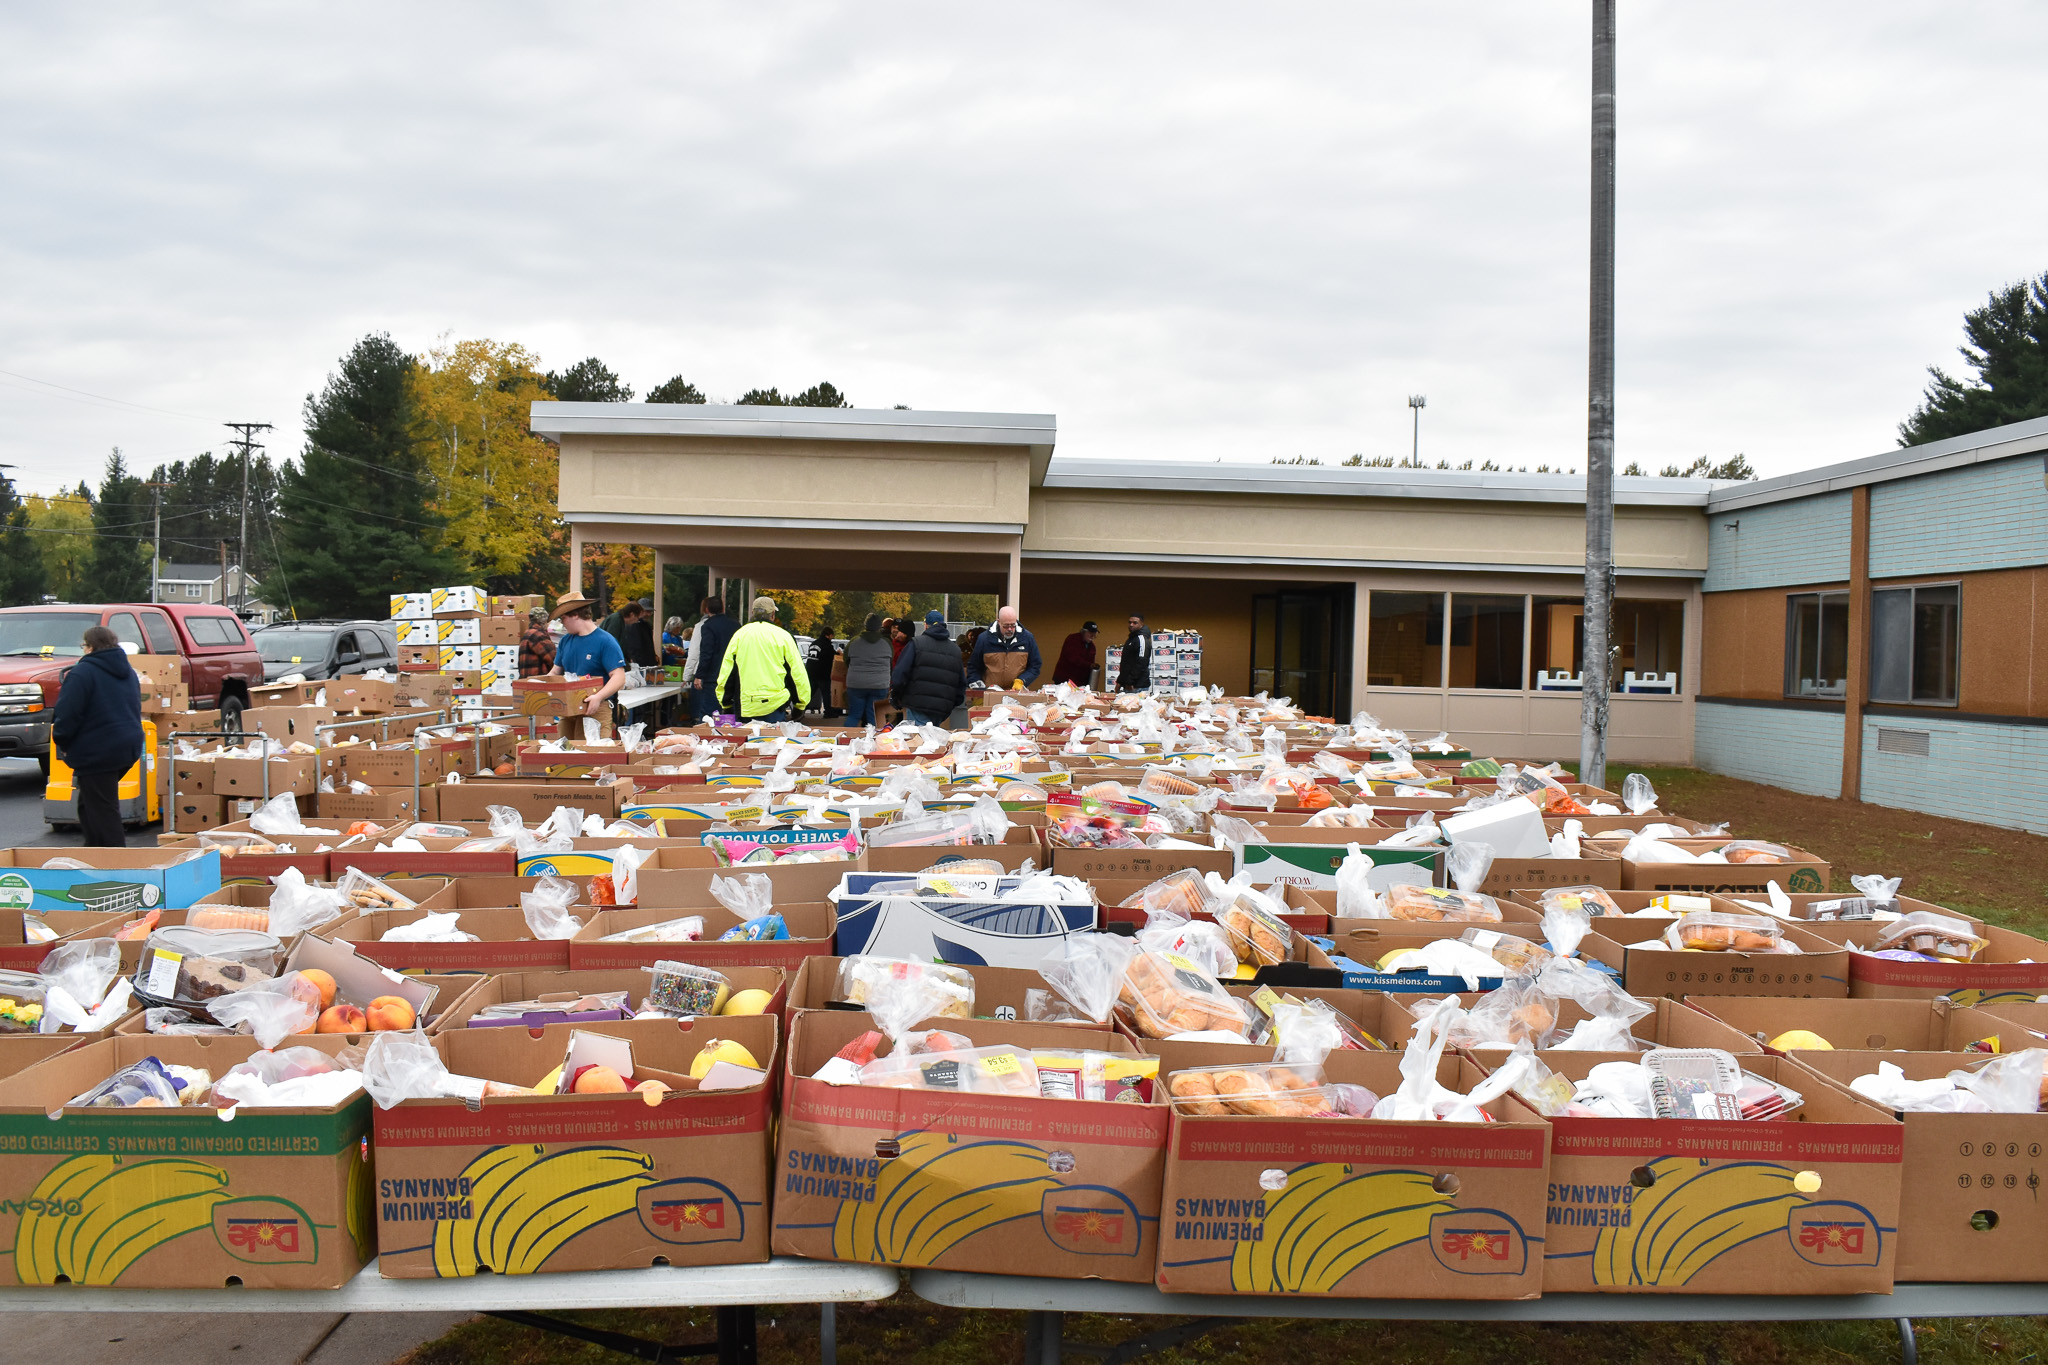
top-left (42, 719), bottom-right (159, 831)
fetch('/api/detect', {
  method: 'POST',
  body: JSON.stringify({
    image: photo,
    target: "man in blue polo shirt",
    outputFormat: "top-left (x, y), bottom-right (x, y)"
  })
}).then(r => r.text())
top-left (548, 591), bottom-right (628, 719)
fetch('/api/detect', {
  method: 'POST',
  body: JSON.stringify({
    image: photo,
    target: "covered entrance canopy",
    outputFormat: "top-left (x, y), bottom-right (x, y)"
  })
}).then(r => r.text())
top-left (534, 400), bottom-right (1714, 761)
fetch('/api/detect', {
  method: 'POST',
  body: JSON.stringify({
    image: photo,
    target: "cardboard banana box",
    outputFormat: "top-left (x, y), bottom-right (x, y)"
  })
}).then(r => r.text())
top-left (1152, 1045), bottom-right (1550, 1298)
top-left (773, 1011), bottom-right (1169, 1282)
top-left (373, 1014), bottom-right (778, 1277)
top-left (0, 1034), bottom-right (373, 1288)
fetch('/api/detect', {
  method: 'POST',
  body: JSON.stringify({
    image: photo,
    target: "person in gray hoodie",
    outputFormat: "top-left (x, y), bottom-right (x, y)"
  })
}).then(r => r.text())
top-left (841, 613), bottom-right (895, 728)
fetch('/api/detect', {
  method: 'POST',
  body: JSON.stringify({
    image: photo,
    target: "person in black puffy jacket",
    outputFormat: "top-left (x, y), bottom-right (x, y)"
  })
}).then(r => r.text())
top-left (51, 626), bottom-right (144, 846)
top-left (890, 611), bottom-right (965, 726)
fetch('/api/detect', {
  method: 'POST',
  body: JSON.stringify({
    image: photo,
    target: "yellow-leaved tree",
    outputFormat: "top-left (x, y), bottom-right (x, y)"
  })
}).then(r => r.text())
top-left (412, 339), bottom-right (564, 589)
top-left (760, 589), bottom-right (832, 632)
top-left (24, 494), bottom-right (95, 599)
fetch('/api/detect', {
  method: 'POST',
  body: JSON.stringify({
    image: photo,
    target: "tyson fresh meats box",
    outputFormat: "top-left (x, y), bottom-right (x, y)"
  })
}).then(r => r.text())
top-left (373, 1015), bottom-right (778, 1277)
top-left (773, 1011), bottom-right (1168, 1283)
top-left (1151, 1044), bottom-right (1550, 1298)
top-left (0, 1034), bottom-right (372, 1288)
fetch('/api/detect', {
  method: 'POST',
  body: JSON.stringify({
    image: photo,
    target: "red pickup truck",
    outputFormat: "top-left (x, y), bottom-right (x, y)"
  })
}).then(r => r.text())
top-left (0, 603), bottom-right (265, 772)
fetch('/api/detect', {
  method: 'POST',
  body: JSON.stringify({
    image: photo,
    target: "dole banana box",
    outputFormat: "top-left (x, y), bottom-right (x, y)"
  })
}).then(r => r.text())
top-left (329, 840), bottom-right (517, 881)
top-left (434, 776), bottom-right (635, 823)
top-left (1584, 837), bottom-right (1831, 896)
top-left (0, 1034), bottom-right (85, 1080)
top-left (1796, 921), bottom-right (2048, 1006)
top-left (787, 955), bottom-right (1091, 1030)
top-left (1780, 1049), bottom-right (2048, 1283)
top-left (513, 840), bottom-right (719, 881)
top-left (1683, 996), bottom-right (2037, 1054)
top-left (0, 908), bottom-right (124, 971)
top-left (373, 1015), bottom-right (777, 1277)
top-left (1151, 1044), bottom-right (1549, 1299)
top-left (1524, 1052), bottom-right (1900, 1294)
top-left (1578, 919), bottom-right (1850, 1001)
top-left (429, 967), bottom-right (788, 1033)
top-left (773, 1011), bottom-right (1169, 1283)
top-left (0, 1034), bottom-right (373, 1288)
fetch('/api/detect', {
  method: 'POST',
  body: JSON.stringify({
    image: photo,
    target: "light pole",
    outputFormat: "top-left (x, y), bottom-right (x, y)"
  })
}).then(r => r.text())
top-left (1581, 0), bottom-right (1618, 789)
top-left (1407, 394), bottom-right (1426, 464)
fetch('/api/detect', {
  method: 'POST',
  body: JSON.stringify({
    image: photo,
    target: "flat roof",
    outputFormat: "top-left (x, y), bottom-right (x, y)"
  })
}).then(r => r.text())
top-left (1707, 414), bottom-right (2048, 513)
top-left (530, 401), bottom-right (1056, 449)
top-left (1041, 458), bottom-right (1718, 507)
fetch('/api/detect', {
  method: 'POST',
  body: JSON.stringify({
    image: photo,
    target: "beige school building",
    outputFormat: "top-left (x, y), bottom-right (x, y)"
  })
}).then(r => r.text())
top-left (535, 401), bottom-right (1709, 763)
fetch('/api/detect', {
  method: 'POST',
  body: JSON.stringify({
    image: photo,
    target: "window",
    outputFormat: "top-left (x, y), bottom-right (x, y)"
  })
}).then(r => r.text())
top-left (1366, 592), bottom-right (1444, 688)
top-left (1870, 583), bottom-right (1959, 705)
top-left (185, 584), bottom-right (201, 599)
top-left (1784, 592), bottom-right (1849, 698)
top-left (361, 630), bottom-right (391, 661)
top-left (185, 614), bottom-right (247, 647)
top-left (107, 613), bottom-right (144, 650)
top-left (1614, 599), bottom-right (1684, 691)
top-left (1529, 597), bottom-right (1583, 688)
top-left (1448, 594), bottom-right (1524, 690)
top-left (140, 612), bottom-right (178, 655)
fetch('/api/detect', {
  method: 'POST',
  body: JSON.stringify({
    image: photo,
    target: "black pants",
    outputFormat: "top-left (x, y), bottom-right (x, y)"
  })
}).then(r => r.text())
top-left (74, 768), bottom-right (126, 847)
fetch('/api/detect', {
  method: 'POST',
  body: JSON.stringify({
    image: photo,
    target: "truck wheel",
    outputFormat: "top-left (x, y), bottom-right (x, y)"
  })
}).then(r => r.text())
top-left (220, 695), bottom-right (245, 736)
top-left (37, 753), bottom-right (50, 779)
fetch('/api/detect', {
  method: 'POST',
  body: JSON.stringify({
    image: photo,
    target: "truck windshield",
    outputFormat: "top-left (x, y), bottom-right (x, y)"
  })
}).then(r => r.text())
top-left (0, 612), bottom-right (104, 658)
top-left (255, 629), bottom-right (332, 663)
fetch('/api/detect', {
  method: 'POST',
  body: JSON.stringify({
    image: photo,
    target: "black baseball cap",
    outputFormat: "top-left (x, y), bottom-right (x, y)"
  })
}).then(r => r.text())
top-left (1082, 621), bottom-right (1098, 632)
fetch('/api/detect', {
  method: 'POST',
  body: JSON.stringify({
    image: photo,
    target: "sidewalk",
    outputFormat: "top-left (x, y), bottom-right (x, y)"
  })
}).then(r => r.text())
top-left (11, 1311), bottom-right (471, 1365)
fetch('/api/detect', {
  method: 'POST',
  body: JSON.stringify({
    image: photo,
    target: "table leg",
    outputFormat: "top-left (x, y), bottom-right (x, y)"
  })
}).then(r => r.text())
top-left (717, 1304), bottom-right (757, 1365)
top-left (1898, 1318), bottom-right (1917, 1365)
top-left (820, 1302), bottom-right (837, 1365)
top-left (1025, 1309), bottom-right (1064, 1365)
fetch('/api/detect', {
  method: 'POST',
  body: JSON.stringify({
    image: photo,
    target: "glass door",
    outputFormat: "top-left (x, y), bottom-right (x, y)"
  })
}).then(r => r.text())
top-left (1251, 588), bottom-right (1352, 716)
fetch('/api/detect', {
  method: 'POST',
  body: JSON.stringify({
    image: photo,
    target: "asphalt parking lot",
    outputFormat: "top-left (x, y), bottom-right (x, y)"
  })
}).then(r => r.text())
top-left (0, 755), bottom-right (97, 848)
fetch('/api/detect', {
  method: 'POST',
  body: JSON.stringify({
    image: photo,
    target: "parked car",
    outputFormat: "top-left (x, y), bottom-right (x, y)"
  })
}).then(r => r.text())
top-left (251, 620), bottom-right (401, 684)
top-left (0, 603), bottom-right (265, 772)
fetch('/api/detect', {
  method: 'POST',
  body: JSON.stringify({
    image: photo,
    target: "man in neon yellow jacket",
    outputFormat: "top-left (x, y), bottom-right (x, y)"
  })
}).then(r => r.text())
top-left (716, 597), bottom-right (812, 723)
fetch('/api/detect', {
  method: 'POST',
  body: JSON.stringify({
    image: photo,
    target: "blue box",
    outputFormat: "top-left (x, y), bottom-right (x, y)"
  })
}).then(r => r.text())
top-left (0, 849), bottom-right (222, 912)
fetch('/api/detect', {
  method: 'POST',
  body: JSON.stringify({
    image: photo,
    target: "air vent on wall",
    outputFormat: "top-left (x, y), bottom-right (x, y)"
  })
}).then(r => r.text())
top-left (1875, 728), bottom-right (1931, 758)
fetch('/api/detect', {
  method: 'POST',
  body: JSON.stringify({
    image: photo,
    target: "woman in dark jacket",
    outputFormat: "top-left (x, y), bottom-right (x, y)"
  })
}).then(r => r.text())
top-left (805, 626), bottom-right (838, 719)
top-left (51, 626), bottom-right (144, 847)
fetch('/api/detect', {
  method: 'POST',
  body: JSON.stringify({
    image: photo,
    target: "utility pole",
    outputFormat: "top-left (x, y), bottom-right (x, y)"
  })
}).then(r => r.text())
top-left (1581, 0), bottom-right (1617, 790)
top-left (1407, 395), bottom-right (1426, 465)
top-left (144, 481), bottom-right (175, 602)
top-left (224, 422), bottom-right (272, 614)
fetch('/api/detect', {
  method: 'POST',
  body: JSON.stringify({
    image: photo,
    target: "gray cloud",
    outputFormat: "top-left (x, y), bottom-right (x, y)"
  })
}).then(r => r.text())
top-left (1, 2), bottom-right (2043, 494)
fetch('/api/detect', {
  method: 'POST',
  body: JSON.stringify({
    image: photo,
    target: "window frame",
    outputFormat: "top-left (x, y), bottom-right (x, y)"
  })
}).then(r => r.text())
top-left (1783, 590), bottom-right (1850, 700)
top-left (1868, 580), bottom-right (1961, 708)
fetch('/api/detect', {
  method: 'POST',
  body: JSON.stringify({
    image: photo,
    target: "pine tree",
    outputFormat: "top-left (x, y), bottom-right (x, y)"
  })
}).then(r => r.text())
top-left (82, 451), bottom-right (151, 602)
top-left (546, 358), bottom-right (633, 402)
top-left (269, 334), bottom-right (459, 618)
top-left (1899, 272), bottom-right (2048, 446)
top-left (644, 376), bottom-right (707, 404)
top-left (0, 470), bottom-right (48, 606)
top-left (737, 382), bottom-right (852, 408)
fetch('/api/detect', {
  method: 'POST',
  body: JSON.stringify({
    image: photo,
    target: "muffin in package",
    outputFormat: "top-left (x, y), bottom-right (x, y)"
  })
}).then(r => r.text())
top-left (1538, 885), bottom-right (1623, 918)
top-left (1117, 948), bottom-right (1247, 1039)
top-left (1384, 884), bottom-right (1503, 923)
top-left (1662, 911), bottom-right (1789, 954)
top-left (1166, 1062), bottom-right (1329, 1116)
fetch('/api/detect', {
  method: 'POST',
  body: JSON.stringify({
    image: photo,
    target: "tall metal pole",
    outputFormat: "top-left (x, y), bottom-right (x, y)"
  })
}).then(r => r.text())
top-left (225, 422), bottom-right (272, 614)
top-left (145, 481), bottom-right (174, 603)
top-left (1408, 394), bottom-right (1426, 464)
top-left (1580, 0), bottom-right (1617, 789)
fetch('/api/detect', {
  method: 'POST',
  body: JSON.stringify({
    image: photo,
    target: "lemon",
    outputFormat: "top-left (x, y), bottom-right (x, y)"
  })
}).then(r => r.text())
top-left (722, 989), bottom-right (776, 1016)
top-left (689, 1039), bottom-right (761, 1079)
top-left (1767, 1029), bottom-right (1832, 1051)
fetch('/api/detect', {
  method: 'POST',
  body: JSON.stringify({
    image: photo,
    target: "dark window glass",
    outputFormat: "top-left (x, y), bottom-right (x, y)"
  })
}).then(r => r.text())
top-left (1870, 584), bottom-right (1959, 705)
top-left (1449, 595), bottom-right (1524, 690)
top-left (1366, 592), bottom-right (1443, 688)
top-left (1785, 592), bottom-right (1849, 698)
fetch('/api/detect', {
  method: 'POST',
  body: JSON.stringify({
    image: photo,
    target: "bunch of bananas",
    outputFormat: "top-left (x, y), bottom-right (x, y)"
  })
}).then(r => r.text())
top-left (431, 1144), bottom-right (656, 1277)
top-left (831, 1133), bottom-right (1060, 1265)
top-left (1592, 1158), bottom-right (1806, 1287)
top-left (14, 1155), bottom-right (232, 1285)
top-left (1232, 1165), bottom-right (1454, 1294)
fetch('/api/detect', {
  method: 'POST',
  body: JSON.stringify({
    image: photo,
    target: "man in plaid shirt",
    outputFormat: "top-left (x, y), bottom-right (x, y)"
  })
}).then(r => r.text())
top-left (518, 607), bottom-right (556, 677)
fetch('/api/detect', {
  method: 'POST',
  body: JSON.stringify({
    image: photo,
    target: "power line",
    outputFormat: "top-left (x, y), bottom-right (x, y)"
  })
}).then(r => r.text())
top-left (0, 368), bottom-right (213, 423)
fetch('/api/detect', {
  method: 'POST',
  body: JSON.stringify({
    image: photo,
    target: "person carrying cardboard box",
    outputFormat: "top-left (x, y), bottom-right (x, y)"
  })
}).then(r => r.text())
top-left (547, 593), bottom-right (628, 719)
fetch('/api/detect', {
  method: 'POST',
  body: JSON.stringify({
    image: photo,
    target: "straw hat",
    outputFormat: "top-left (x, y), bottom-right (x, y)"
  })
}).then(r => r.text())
top-left (550, 591), bottom-right (599, 621)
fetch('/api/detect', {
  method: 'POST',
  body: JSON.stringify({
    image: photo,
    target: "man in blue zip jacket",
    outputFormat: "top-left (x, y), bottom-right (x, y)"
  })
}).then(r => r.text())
top-left (965, 606), bottom-right (1042, 693)
top-left (51, 626), bottom-right (144, 846)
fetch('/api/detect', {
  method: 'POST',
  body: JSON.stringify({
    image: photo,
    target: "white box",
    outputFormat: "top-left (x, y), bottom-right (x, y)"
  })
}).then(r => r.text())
top-left (1440, 796), bottom-right (1551, 859)
top-left (484, 645), bottom-right (518, 672)
top-left (399, 620), bottom-right (435, 646)
top-left (430, 585), bottom-right (487, 614)
top-left (441, 645), bottom-right (483, 671)
top-left (388, 592), bottom-right (432, 621)
top-left (436, 617), bottom-right (481, 645)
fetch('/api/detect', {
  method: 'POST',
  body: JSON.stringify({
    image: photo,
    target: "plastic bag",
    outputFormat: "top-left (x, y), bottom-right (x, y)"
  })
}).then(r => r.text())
top-left (1129, 868), bottom-right (1211, 920)
top-left (1872, 910), bottom-right (1987, 961)
top-left (608, 843), bottom-right (653, 907)
top-left (595, 914), bottom-right (704, 944)
top-left (379, 911), bottom-right (478, 943)
top-left (267, 866), bottom-right (349, 938)
top-left (1209, 814), bottom-right (1267, 853)
top-left (1269, 999), bottom-right (1348, 1066)
top-left (249, 793), bottom-right (332, 836)
top-left (208, 972), bottom-right (325, 1048)
top-left (520, 875), bottom-right (585, 940)
top-left (36, 940), bottom-right (132, 1033)
top-left (335, 867), bottom-right (416, 910)
top-left (1445, 841), bottom-right (1493, 892)
top-left (836, 957), bottom-right (975, 1041)
top-left (1718, 840), bottom-right (1794, 865)
top-left (709, 873), bottom-right (774, 923)
top-left (1333, 843), bottom-right (1386, 918)
top-left (1117, 947), bottom-right (1246, 1040)
top-left (487, 805), bottom-right (525, 837)
top-left (1038, 933), bottom-right (1137, 1023)
top-left (359, 1029), bottom-right (525, 1109)
top-left (1851, 873), bottom-right (1902, 906)
top-left (1541, 900), bottom-right (1593, 957)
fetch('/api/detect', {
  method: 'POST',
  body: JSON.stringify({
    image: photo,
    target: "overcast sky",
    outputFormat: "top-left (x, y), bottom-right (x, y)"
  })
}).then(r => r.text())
top-left (2, 3), bottom-right (2043, 495)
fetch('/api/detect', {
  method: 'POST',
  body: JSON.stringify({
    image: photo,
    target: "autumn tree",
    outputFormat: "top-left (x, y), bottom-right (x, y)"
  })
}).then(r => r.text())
top-left (0, 470), bottom-right (48, 607)
top-left (413, 338), bottom-right (566, 594)
top-left (25, 486), bottom-right (94, 600)
top-left (760, 588), bottom-right (832, 632)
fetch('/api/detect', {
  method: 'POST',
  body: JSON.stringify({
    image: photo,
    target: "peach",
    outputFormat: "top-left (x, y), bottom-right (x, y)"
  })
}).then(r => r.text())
top-left (316, 1004), bottom-right (365, 1034)
top-left (365, 996), bottom-right (416, 1032)
top-left (299, 969), bottom-right (338, 1012)
top-left (572, 1065), bottom-right (628, 1094)
top-left (634, 1079), bottom-right (669, 1107)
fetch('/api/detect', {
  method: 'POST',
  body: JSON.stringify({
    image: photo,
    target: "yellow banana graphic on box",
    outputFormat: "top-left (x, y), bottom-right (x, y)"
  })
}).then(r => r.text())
top-left (432, 1145), bottom-right (656, 1277)
top-left (1233, 1165), bottom-right (1453, 1294)
top-left (14, 1155), bottom-right (233, 1285)
top-left (345, 1144), bottom-right (373, 1263)
top-left (1593, 1158), bottom-right (1806, 1287)
top-left (832, 1134), bottom-right (1061, 1266)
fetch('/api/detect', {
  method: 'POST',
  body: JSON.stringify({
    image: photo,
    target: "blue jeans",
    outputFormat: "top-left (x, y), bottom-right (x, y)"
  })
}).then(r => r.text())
top-left (905, 710), bottom-right (948, 727)
top-left (844, 687), bottom-right (886, 728)
top-left (745, 706), bottom-right (791, 724)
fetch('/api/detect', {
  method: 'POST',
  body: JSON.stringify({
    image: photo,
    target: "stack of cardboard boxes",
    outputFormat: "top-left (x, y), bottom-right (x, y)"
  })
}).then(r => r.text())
top-left (390, 586), bottom-right (538, 701)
